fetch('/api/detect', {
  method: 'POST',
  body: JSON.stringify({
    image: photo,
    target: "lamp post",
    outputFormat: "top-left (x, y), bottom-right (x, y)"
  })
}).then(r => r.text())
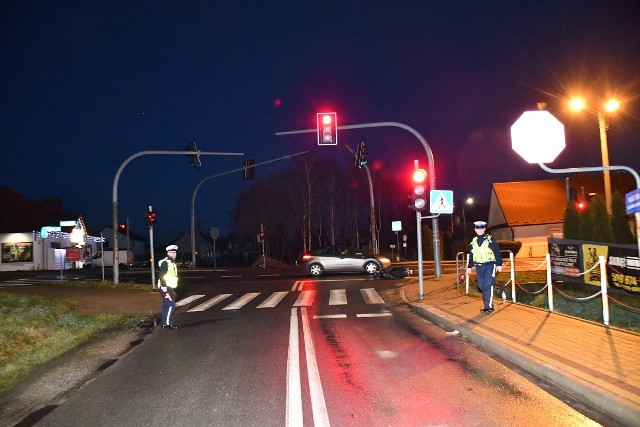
top-left (461, 197), bottom-right (474, 242)
top-left (568, 96), bottom-right (620, 214)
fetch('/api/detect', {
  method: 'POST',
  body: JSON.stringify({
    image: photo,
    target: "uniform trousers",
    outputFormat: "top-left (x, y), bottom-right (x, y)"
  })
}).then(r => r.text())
top-left (475, 263), bottom-right (496, 310)
top-left (160, 287), bottom-right (176, 326)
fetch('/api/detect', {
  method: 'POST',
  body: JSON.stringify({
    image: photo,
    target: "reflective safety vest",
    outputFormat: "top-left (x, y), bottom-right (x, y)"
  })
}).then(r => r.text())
top-left (159, 258), bottom-right (178, 288)
top-left (471, 236), bottom-right (496, 264)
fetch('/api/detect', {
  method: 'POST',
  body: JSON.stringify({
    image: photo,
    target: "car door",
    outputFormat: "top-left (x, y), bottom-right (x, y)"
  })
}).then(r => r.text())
top-left (320, 247), bottom-right (342, 271)
top-left (339, 247), bottom-right (366, 271)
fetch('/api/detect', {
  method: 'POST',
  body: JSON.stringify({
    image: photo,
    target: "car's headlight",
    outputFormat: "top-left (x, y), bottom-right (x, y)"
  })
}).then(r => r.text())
top-left (378, 257), bottom-right (390, 263)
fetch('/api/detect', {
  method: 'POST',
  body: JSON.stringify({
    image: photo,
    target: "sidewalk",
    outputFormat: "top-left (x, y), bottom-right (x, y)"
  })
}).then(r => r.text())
top-left (401, 275), bottom-right (640, 427)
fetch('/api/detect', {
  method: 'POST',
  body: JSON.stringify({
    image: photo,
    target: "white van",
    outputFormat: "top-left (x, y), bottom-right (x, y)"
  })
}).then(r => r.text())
top-left (90, 250), bottom-right (135, 268)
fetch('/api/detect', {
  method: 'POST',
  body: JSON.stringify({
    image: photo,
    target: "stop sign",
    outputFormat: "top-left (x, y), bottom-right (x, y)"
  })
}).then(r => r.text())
top-left (511, 111), bottom-right (566, 163)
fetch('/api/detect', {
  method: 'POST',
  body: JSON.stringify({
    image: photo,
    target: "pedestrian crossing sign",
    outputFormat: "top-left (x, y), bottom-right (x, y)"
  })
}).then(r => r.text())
top-left (430, 190), bottom-right (453, 214)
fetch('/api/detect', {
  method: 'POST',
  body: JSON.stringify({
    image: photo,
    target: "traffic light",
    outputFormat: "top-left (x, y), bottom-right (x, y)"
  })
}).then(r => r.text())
top-left (146, 209), bottom-right (157, 228)
top-left (577, 201), bottom-right (586, 211)
top-left (316, 112), bottom-right (337, 145)
top-left (355, 142), bottom-right (368, 168)
top-left (411, 168), bottom-right (428, 211)
top-left (118, 223), bottom-right (127, 232)
top-left (258, 230), bottom-right (265, 242)
top-left (185, 142), bottom-right (201, 169)
top-left (242, 159), bottom-right (255, 180)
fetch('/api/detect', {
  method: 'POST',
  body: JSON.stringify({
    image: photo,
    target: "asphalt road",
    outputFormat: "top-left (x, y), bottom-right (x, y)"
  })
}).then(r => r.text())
top-left (23, 271), bottom-right (603, 427)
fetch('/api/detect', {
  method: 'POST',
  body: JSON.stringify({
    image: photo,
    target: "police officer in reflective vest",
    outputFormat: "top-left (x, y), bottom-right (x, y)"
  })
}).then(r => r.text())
top-left (467, 221), bottom-right (502, 313)
top-left (158, 245), bottom-right (179, 329)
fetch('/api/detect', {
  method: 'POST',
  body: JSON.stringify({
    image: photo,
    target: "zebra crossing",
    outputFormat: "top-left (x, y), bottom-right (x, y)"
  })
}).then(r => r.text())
top-left (176, 282), bottom-right (390, 317)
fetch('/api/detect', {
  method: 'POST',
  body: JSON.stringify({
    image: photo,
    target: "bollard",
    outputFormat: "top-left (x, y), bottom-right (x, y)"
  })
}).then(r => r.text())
top-left (600, 255), bottom-right (609, 326)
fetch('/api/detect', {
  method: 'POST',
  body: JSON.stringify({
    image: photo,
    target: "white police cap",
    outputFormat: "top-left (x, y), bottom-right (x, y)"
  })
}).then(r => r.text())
top-left (473, 221), bottom-right (487, 228)
top-left (166, 245), bottom-right (178, 252)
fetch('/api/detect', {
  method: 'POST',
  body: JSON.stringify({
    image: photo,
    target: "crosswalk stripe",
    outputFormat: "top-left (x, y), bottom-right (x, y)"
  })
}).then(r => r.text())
top-left (329, 289), bottom-right (347, 305)
top-left (222, 292), bottom-right (261, 310)
top-left (360, 288), bottom-right (385, 304)
top-left (257, 291), bottom-right (289, 308)
top-left (293, 290), bottom-right (316, 307)
top-left (176, 294), bottom-right (205, 307)
top-left (188, 294), bottom-right (232, 312)
top-left (292, 281), bottom-right (304, 291)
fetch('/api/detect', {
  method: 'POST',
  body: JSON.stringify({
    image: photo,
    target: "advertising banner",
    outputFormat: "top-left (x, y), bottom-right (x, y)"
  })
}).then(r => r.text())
top-left (549, 241), bottom-right (581, 278)
top-left (549, 238), bottom-right (639, 294)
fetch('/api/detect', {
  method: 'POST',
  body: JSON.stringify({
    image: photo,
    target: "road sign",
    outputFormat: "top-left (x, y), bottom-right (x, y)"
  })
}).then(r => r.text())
top-left (626, 189), bottom-right (640, 215)
top-left (511, 111), bottom-right (565, 164)
top-left (430, 190), bottom-right (453, 214)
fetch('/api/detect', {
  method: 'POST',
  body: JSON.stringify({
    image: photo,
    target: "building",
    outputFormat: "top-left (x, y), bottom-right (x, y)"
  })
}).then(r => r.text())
top-left (488, 173), bottom-right (635, 257)
top-left (0, 186), bottom-right (103, 271)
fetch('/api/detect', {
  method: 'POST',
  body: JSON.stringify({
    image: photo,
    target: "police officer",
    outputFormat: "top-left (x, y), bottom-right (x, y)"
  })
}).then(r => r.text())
top-left (158, 245), bottom-right (179, 329)
top-left (467, 221), bottom-right (502, 313)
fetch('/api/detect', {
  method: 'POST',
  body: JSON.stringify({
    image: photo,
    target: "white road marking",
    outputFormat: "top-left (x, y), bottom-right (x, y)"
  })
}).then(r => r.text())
top-left (293, 290), bottom-right (316, 307)
top-left (356, 312), bottom-right (393, 318)
top-left (301, 308), bottom-right (330, 426)
top-left (257, 291), bottom-right (289, 308)
top-left (313, 314), bottom-right (347, 319)
top-left (187, 294), bottom-right (232, 312)
top-left (286, 308), bottom-right (303, 427)
top-left (360, 288), bottom-right (385, 304)
top-left (176, 294), bottom-right (205, 307)
top-left (292, 281), bottom-right (305, 291)
top-left (329, 289), bottom-right (347, 305)
top-left (222, 292), bottom-right (261, 310)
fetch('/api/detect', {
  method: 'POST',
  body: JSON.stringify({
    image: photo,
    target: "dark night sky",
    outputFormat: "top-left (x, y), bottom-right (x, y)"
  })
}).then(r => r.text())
top-left (1, 1), bottom-right (639, 244)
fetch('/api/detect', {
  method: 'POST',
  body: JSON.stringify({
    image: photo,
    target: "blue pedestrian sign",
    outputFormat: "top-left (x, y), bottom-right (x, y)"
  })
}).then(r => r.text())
top-left (626, 189), bottom-right (640, 215)
top-left (430, 190), bottom-right (453, 214)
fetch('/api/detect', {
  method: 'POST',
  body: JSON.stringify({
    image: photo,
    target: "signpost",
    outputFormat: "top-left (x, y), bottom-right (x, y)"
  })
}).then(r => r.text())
top-left (210, 227), bottom-right (219, 271)
top-left (430, 190), bottom-right (453, 214)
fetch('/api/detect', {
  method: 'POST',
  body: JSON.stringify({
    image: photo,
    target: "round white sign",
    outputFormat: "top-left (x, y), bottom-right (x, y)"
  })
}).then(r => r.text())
top-left (210, 227), bottom-right (220, 239)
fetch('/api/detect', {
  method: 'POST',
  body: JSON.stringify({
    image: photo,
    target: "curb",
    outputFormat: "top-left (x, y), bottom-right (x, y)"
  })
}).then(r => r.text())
top-left (399, 285), bottom-right (640, 427)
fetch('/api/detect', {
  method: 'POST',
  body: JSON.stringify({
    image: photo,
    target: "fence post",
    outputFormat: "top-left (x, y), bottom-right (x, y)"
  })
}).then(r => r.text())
top-left (465, 253), bottom-right (470, 294)
top-left (600, 255), bottom-right (609, 326)
top-left (546, 253), bottom-right (554, 312)
top-left (509, 251), bottom-right (516, 302)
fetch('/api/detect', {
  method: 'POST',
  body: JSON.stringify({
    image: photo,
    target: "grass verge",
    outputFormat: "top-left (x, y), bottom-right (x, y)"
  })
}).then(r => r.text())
top-left (0, 281), bottom-right (153, 397)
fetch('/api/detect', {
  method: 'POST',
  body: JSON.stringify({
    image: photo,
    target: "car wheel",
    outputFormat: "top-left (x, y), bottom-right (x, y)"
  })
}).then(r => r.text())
top-left (309, 264), bottom-right (324, 276)
top-left (364, 261), bottom-right (379, 274)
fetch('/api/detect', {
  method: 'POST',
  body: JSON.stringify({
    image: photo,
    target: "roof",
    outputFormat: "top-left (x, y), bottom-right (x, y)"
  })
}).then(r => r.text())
top-left (491, 172), bottom-right (635, 228)
top-left (492, 180), bottom-right (567, 226)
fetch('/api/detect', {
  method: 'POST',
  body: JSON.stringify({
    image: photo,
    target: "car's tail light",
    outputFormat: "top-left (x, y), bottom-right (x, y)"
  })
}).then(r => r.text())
top-left (301, 254), bottom-right (312, 261)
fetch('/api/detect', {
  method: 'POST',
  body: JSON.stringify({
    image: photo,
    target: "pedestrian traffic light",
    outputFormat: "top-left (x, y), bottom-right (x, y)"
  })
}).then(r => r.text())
top-left (577, 201), bottom-right (586, 210)
top-left (316, 112), bottom-right (337, 146)
top-left (412, 168), bottom-right (428, 211)
top-left (355, 142), bottom-right (368, 168)
top-left (185, 142), bottom-right (201, 169)
top-left (257, 230), bottom-right (265, 242)
top-left (146, 209), bottom-right (157, 228)
top-left (118, 223), bottom-right (127, 232)
top-left (242, 159), bottom-right (255, 180)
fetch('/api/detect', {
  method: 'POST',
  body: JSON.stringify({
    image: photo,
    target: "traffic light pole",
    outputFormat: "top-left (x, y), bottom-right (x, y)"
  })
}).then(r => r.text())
top-left (189, 151), bottom-right (309, 267)
top-left (112, 150), bottom-right (243, 285)
top-left (277, 121), bottom-right (442, 277)
top-left (344, 144), bottom-right (378, 253)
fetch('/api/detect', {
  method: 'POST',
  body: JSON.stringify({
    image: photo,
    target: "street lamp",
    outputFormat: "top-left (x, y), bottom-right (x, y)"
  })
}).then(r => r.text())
top-left (568, 96), bottom-right (620, 213)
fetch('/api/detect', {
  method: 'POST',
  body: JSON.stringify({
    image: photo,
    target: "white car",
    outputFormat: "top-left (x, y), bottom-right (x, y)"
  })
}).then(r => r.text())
top-left (300, 246), bottom-right (391, 276)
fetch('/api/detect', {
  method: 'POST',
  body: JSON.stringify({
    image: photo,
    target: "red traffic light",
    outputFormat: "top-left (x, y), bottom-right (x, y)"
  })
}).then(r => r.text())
top-left (118, 223), bottom-right (126, 231)
top-left (412, 168), bottom-right (428, 211)
top-left (413, 168), bottom-right (427, 183)
top-left (316, 112), bottom-right (337, 146)
top-left (577, 201), bottom-right (586, 210)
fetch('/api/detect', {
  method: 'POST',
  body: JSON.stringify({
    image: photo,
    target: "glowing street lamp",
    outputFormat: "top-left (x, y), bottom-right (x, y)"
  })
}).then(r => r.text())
top-left (568, 96), bottom-right (621, 213)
